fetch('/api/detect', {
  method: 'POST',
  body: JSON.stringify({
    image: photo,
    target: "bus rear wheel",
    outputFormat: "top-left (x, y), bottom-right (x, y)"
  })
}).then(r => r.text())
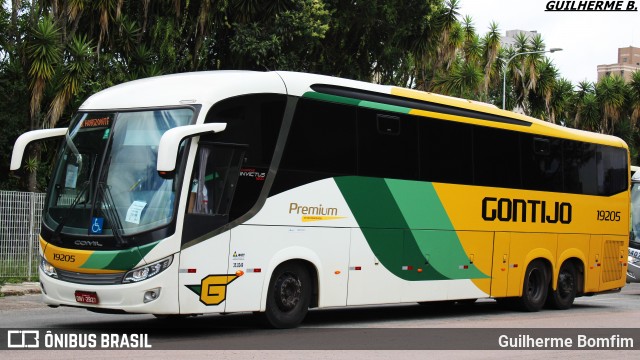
top-left (515, 260), bottom-right (549, 312)
top-left (546, 261), bottom-right (577, 310)
top-left (259, 262), bottom-right (311, 329)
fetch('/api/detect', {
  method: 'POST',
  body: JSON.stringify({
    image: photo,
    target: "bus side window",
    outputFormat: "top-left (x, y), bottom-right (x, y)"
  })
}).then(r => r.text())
top-left (357, 109), bottom-right (419, 180)
top-left (521, 136), bottom-right (563, 192)
top-left (188, 144), bottom-right (245, 216)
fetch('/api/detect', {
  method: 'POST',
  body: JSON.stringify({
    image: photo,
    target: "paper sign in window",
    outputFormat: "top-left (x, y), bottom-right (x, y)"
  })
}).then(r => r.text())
top-left (65, 165), bottom-right (78, 188)
top-left (126, 201), bottom-right (147, 224)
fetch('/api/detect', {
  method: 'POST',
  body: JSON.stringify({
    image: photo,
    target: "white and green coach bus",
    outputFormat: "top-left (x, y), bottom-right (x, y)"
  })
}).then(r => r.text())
top-left (11, 71), bottom-right (629, 328)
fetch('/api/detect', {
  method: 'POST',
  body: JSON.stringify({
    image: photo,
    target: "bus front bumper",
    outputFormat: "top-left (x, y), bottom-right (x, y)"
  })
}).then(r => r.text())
top-left (38, 263), bottom-right (179, 314)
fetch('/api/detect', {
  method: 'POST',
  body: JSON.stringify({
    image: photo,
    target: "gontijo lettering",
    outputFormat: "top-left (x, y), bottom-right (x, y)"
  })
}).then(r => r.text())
top-left (482, 197), bottom-right (572, 224)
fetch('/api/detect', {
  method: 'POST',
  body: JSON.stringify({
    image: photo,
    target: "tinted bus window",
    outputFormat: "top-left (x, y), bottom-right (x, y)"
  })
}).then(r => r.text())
top-left (357, 108), bottom-right (419, 180)
top-left (420, 118), bottom-right (473, 184)
top-left (473, 126), bottom-right (520, 188)
top-left (597, 145), bottom-right (628, 195)
top-left (280, 98), bottom-right (357, 174)
top-left (202, 94), bottom-right (286, 223)
top-left (563, 141), bottom-right (597, 195)
top-left (521, 136), bottom-right (563, 192)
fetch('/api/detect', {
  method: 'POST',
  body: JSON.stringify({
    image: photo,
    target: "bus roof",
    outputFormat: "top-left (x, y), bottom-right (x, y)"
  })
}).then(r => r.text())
top-left (79, 70), bottom-right (627, 149)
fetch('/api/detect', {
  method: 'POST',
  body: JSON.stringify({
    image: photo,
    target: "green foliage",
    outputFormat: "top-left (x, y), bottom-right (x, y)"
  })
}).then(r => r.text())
top-left (26, 16), bottom-right (62, 81)
top-left (2, 0), bottom-right (640, 192)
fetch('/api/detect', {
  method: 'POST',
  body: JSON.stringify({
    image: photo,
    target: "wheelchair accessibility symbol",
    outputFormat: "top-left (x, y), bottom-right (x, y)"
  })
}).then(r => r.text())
top-left (90, 217), bottom-right (104, 234)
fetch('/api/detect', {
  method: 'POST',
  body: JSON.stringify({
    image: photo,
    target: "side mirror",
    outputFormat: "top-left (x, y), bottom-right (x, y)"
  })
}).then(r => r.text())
top-left (156, 123), bottom-right (227, 174)
top-left (11, 128), bottom-right (67, 170)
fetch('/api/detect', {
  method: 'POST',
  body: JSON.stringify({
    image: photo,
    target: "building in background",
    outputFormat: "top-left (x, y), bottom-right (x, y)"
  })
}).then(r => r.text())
top-left (597, 46), bottom-right (640, 82)
top-left (501, 29), bottom-right (539, 49)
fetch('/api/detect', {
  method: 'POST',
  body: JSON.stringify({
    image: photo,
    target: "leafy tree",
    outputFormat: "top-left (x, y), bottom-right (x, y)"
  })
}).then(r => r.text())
top-left (3, 0), bottom-right (640, 191)
top-left (596, 75), bottom-right (626, 133)
top-left (628, 71), bottom-right (640, 127)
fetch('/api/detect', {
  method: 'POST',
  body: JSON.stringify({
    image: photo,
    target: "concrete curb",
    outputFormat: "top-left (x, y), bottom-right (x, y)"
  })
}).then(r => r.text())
top-left (0, 282), bottom-right (41, 296)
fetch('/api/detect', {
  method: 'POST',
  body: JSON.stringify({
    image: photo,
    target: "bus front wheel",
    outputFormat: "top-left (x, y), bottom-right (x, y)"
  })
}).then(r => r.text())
top-left (259, 262), bottom-right (311, 329)
top-left (515, 260), bottom-right (549, 312)
top-left (546, 261), bottom-right (577, 310)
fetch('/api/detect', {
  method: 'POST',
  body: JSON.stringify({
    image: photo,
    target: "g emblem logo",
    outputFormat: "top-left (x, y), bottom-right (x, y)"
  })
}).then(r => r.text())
top-left (186, 274), bottom-right (238, 306)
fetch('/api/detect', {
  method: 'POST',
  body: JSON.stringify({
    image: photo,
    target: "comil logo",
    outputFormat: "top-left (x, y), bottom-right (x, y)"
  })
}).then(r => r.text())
top-left (7, 330), bottom-right (39, 348)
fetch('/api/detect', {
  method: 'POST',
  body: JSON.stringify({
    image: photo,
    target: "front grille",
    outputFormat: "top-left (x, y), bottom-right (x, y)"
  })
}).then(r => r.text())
top-left (56, 268), bottom-right (125, 285)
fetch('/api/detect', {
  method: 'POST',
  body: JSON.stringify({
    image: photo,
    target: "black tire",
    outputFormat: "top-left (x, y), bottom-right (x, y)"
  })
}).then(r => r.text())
top-left (515, 260), bottom-right (549, 312)
top-left (259, 262), bottom-right (311, 329)
top-left (546, 261), bottom-right (578, 310)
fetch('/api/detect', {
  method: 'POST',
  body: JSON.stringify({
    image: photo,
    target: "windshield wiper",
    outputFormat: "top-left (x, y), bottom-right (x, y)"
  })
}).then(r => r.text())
top-left (52, 181), bottom-right (90, 244)
top-left (98, 182), bottom-right (129, 247)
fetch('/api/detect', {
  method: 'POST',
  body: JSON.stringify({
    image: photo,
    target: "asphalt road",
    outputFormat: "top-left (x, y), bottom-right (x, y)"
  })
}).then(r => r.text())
top-left (1, 283), bottom-right (639, 359)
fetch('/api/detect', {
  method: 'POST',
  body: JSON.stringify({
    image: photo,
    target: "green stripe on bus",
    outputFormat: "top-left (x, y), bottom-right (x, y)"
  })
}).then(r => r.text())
top-left (358, 100), bottom-right (411, 114)
top-left (334, 176), bottom-right (447, 281)
top-left (335, 176), bottom-right (488, 281)
top-left (384, 179), bottom-right (454, 230)
top-left (302, 92), bottom-right (411, 114)
top-left (80, 241), bottom-right (160, 271)
top-left (384, 180), bottom-right (488, 278)
top-left (302, 91), bottom-right (361, 106)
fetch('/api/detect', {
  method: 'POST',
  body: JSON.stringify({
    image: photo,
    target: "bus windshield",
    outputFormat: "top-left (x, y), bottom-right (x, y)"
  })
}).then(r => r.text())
top-left (44, 109), bottom-right (193, 237)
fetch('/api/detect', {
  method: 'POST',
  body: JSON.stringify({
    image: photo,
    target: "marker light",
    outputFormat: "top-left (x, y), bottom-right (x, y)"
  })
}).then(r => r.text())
top-left (123, 255), bottom-right (173, 283)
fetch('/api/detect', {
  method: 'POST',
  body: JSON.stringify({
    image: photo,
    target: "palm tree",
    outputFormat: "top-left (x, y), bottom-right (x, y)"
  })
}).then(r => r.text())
top-left (481, 22), bottom-right (501, 98)
top-left (432, 57), bottom-right (483, 98)
top-left (93, 0), bottom-right (118, 55)
top-left (424, 0), bottom-right (461, 90)
top-left (506, 34), bottom-right (529, 109)
top-left (577, 93), bottom-right (601, 132)
top-left (462, 34), bottom-right (482, 65)
top-left (24, 16), bottom-right (62, 191)
top-left (437, 0), bottom-right (462, 65)
top-left (26, 16), bottom-right (62, 127)
top-left (548, 78), bottom-right (574, 124)
top-left (596, 75), bottom-right (627, 134)
top-left (628, 70), bottom-right (640, 128)
top-left (461, 15), bottom-right (476, 50)
top-left (572, 80), bottom-right (595, 129)
top-left (523, 34), bottom-right (546, 95)
top-left (443, 22), bottom-right (464, 71)
top-left (501, 33), bottom-right (552, 116)
top-left (530, 58), bottom-right (559, 121)
top-left (46, 34), bottom-right (94, 129)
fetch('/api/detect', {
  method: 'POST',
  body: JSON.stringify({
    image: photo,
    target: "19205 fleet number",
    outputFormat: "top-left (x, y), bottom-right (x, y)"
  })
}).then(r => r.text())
top-left (596, 210), bottom-right (620, 222)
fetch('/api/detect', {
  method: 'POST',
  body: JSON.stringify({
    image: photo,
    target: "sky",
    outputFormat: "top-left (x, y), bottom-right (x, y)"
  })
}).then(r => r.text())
top-left (458, 0), bottom-right (640, 85)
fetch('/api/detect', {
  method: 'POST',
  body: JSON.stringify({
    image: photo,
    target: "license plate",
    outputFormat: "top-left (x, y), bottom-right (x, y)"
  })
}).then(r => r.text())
top-left (75, 291), bottom-right (99, 304)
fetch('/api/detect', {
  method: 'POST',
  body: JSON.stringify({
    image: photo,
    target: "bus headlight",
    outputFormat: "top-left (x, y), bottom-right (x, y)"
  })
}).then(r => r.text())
top-left (122, 255), bottom-right (173, 283)
top-left (40, 256), bottom-right (58, 278)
